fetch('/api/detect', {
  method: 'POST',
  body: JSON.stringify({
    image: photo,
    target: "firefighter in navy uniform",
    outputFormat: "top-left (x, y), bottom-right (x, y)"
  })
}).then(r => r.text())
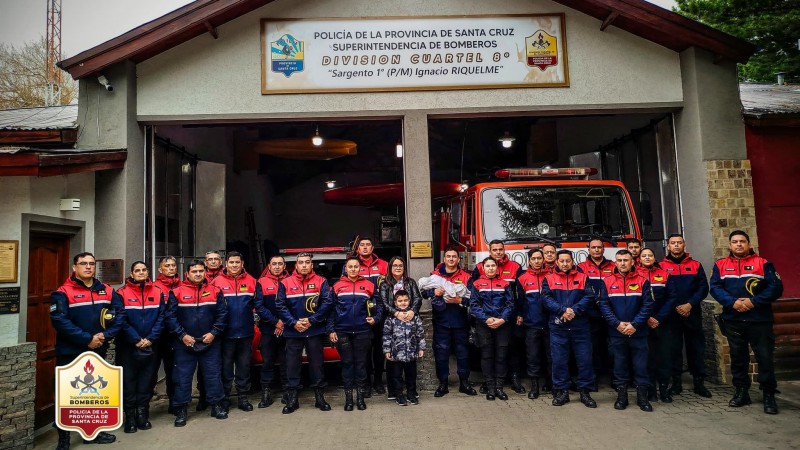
top-left (541, 250), bottom-right (597, 408)
top-left (253, 255), bottom-right (290, 408)
top-left (577, 239), bottom-right (616, 385)
top-left (116, 261), bottom-right (166, 433)
top-left (50, 252), bottom-right (125, 450)
top-left (470, 240), bottom-right (525, 394)
top-left (710, 230), bottom-right (783, 414)
top-left (599, 250), bottom-right (655, 412)
top-left (152, 256), bottom-right (181, 414)
top-left (211, 251), bottom-right (257, 413)
top-left (166, 259), bottom-right (229, 426)
top-left (516, 248), bottom-right (552, 399)
top-left (275, 252), bottom-right (334, 414)
top-left (660, 234), bottom-right (711, 397)
top-left (353, 237), bottom-right (389, 395)
top-left (421, 247), bottom-right (477, 397)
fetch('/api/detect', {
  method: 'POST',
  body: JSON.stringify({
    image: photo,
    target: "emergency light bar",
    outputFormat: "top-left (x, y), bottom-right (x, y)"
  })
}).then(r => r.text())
top-left (281, 246), bottom-right (349, 255)
top-left (494, 167), bottom-right (598, 179)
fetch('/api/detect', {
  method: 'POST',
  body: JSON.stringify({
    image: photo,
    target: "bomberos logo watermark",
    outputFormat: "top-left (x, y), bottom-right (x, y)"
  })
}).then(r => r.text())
top-left (55, 352), bottom-right (122, 440)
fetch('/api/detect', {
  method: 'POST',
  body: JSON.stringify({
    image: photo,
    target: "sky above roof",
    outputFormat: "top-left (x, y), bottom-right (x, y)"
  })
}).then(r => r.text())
top-left (0, 0), bottom-right (678, 58)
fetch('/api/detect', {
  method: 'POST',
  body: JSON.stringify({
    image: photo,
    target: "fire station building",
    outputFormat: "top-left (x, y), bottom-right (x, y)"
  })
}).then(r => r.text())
top-left (0, 0), bottom-right (792, 440)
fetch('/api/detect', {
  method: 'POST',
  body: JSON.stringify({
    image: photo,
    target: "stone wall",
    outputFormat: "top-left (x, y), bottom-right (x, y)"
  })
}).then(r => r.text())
top-left (0, 343), bottom-right (36, 450)
top-left (703, 159), bottom-right (760, 385)
top-left (416, 309), bottom-right (438, 391)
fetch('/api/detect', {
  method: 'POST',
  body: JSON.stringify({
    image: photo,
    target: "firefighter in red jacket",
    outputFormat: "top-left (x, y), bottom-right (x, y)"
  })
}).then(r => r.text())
top-left (577, 238), bottom-right (616, 383)
top-left (210, 251), bottom-right (257, 413)
top-left (599, 250), bottom-right (654, 412)
top-left (51, 252), bottom-right (125, 449)
top-left (710, 230), bottom-right (783, 414)
top-left (254, 255), bottom-right (289, 408)
top-left (153, 256), bottom-right (180, 414)
top-left (354, 237), bottom-right (389, 395)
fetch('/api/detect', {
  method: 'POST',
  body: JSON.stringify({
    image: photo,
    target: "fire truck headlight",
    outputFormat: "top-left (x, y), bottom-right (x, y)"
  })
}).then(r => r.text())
top-left (537, 223), bottom-right (550, 235)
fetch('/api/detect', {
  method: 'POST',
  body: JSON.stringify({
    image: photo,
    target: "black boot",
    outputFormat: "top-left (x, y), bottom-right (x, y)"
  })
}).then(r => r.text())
top-left (344, 389), bottom-right (354, 411)
top-left (82, 432), bottom-right (116, 444)
top-left (238, 394), bottom-right (253, 412)
top-left (56, 429), bottom-right (71, 450)
top-left (552, 389), bottom-right (570, 406)
top-left (485, 378), bottom-right (496, 401)
top-left (729, 387), bottom-right (751, 407)
top-left (258, 388), bottom-right (273, 408)
top-left (210, 403), bottom-right (228, 419)
top-left (637, 386), bottom-right (653, 412)
top-left (356, 388), bottom-right (367, 411)
top-left (528, 378), bottom-right (540, 400)
top-left (614, 385), bottom-right (629, 410)
top-left (282, 389), bottom-right (299, 414)
top-left (763, 391), bottom-right (778, 415)
top-left (135, 406), bottom-right (151, 430)
top-left (669, 376), bottom-right (682, 395)
top-left (459, 379), bottom-right (477, 396)
top-left (659, 383), bottom-right (673, 403)
top-left (647, 385), bottom-right (658, 402)
top-left (510, 374), bottom-right (527, 394)
top-left (693, 377), bottom-right (712, 398)
top-left (496, 380), bottom-right (509, 401)
top-left (314, 388), bottom-right (331, 411)
top-left (173, 406), bottom-right (187, 427)
top-left (580, 389), bottom-right (597, 408)
top-left (479, 382), bottom-right (488, 394)
top-left (434, 381), bottom-right (449, 397)
top-left (123, 409), bottom-right (137, 433)
top-left (281, 390), bottom-right (289, 405)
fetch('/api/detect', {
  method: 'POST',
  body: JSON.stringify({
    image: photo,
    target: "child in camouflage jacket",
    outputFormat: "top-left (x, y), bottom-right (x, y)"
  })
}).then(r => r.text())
top-left (383, 290), bottom-right (426, 405)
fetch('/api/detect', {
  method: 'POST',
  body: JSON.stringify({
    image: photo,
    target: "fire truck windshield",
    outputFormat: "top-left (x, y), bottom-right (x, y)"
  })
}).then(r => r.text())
top-left (481, 185), bottom-right (633, 243)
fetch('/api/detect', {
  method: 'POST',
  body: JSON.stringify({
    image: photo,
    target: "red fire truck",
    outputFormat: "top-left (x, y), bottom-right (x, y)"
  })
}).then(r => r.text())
top-left (438, 167), bottom-right (641, 269)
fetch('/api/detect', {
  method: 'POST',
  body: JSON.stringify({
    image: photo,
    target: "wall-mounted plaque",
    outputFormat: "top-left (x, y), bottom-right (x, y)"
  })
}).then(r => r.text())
top-left (96, 259), bottom-right (124, 285)
top-left (0, 241), bottom-right (19, 283)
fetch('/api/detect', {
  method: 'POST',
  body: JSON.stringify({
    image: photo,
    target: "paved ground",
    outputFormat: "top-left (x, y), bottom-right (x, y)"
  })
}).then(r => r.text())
top-left (36, 376), bottom-right (800, 450)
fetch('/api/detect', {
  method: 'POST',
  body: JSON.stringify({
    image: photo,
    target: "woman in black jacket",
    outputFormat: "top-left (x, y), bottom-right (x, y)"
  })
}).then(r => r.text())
top-left (379, 256), bottom-right (423, 399)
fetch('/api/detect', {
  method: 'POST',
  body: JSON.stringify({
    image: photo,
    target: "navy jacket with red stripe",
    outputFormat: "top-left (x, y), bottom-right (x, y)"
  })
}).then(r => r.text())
top-left (275, 270), bottom-right (333, 338)
top-left (710, 252), bottom-right (783, 322)
top-left (516, 267), bottom-right (550, 329)
top-left (211, 269), bottom-right (256, 339)
top-left (254, 271), bottom-right (288, 329)
top-left (660, 253), bottom-right (709, 310)
top-left (541, 268), bottom-right (594, 330)
top-left (166, 279), bottom-right (227, 340)
top-left (328, 276), bottom-right (382, 334)
top-left (117, 278), bottom-right (166, 345)
top-left (599, 270), bottom-right (654, 338)
top-left (50, 274), bottom-right (125, 357)
top-left (637, 264), bottom-right (676, 324)
top-left (469, 275), bottom-right (514, 322)
top-left (577, 257), bottom-right (615, 317)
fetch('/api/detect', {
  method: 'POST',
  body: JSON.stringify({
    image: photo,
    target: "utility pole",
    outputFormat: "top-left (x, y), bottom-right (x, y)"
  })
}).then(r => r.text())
top-left (45, 0), bottom-right (63, 106)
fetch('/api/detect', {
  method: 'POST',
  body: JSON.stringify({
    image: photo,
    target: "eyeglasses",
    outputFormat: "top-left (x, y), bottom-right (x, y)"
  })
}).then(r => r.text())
top-left (205, 257), bottom-right (221, 261)
top-left (76, 262), bottom-right (96, 267)
top-left (391, 264), bottom-right (404, 268)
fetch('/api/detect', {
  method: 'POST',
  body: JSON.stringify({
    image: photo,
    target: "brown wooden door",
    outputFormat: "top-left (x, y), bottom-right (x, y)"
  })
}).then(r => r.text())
top-left (27, 234), bottom-right (69, 429)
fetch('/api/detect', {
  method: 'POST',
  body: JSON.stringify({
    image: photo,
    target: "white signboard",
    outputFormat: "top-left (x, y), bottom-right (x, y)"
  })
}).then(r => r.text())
top-left (261, 15), bottom-right (568, 94)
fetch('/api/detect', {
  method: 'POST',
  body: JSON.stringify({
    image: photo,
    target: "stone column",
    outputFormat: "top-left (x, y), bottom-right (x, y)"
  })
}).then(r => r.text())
top-left (0, 343), bottom-right (36, 450)
top-left (674, 47), bottom-right (755, 384)
top-left (402, 111), bottom-right (433, 284)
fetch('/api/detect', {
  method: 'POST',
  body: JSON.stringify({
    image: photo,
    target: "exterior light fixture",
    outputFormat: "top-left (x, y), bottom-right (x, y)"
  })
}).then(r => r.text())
top-left (396, 141), bottom-right (403, 158)
top-left (312, 126), bottom-right (323, 146)
top-left (325, 180), bottom-right (336, 189)
top-left (459, 182), bottom-right (469, 192)
top-left (499, 132), bottom-right (515, 149)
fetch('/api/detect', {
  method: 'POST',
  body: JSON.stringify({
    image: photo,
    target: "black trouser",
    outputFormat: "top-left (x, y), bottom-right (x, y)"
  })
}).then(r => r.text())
top-left (285, 335), bottom-right (325, 390)
top-left (258, 326), bottom-right (288, 388)
top-left (153, 335), bottom-right (175, 406)
top-left (336, 331), bottom-right (371, 390)
top-left (389, 360), bottom-right (418, 396)
top-left (721, 319), bottom-right (777, 392)
top-left (432, 323), bottom-right (470, 382)
top-left (648, 321), bottom-right (673, 386)
top-left (670, 309), bottom-right (706, 378)
top-left (366, 319), bottom-right (385, 384)
top-left (609, 335), bottom-right (650, 388)
top-left (589, 316), bottom-right (611, 377)
top-left (507, 323), bottom-right (526, 379)
top-left (116, 344), bottom-right (159, 408)
top-left (222, 336), bottom-right (253, 396)
top-left (476, 323), bottom-right (510, 381)
top-left (524, 327), bottom-right (551, 378)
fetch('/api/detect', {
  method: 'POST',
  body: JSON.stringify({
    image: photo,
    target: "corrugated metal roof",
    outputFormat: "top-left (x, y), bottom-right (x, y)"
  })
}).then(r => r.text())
top-left (0, 105), bottom-right (78, 130)
top-left (740, 83), bottom-right (800, 116)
